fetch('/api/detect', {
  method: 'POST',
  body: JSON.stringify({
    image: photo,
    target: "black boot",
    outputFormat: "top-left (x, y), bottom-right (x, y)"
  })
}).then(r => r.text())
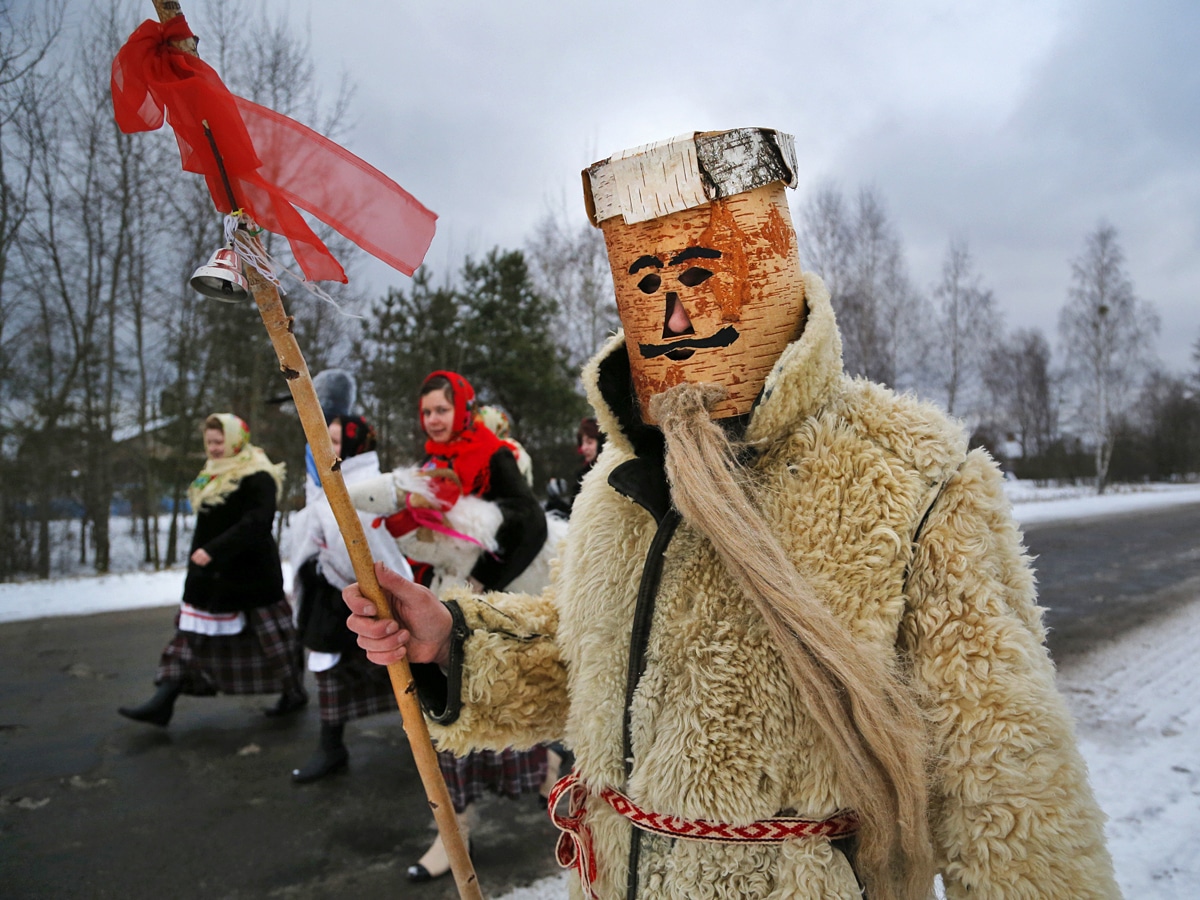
top-left (292, 722), bottom-right (348, 783)
top-left (118, 679), bottom-right (182, 727)
top-left (265, 687), bottom-right (308, 718)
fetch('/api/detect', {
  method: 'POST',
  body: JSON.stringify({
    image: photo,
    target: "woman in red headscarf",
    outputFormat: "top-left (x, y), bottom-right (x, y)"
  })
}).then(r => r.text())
top-left (406, 371), bottom-right (549, 881)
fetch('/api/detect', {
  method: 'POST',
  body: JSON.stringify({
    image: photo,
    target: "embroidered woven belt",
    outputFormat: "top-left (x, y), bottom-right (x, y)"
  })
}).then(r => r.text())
top-left (547, 769), bottom-right (860, 899)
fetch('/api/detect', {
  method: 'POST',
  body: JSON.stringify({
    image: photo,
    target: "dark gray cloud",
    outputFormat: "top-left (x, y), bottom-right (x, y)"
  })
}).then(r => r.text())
top-left (833, 0), bottom-right (1200, 370)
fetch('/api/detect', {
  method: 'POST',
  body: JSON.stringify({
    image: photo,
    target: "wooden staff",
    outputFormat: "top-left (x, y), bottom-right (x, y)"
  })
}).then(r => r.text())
top-left (146, 3), bottom-right (482, 896)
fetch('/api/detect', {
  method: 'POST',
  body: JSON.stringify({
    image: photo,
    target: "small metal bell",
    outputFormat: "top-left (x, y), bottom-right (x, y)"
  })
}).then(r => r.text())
top-left (189, 245), bottom-right (250, 301)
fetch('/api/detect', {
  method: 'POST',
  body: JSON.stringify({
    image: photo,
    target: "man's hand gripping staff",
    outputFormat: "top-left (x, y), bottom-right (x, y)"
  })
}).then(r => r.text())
top-left (343, 563), bottom-right (454, 669)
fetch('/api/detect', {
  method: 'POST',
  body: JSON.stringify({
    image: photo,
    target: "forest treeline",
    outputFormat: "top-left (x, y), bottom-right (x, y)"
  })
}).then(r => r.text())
top-left (2, 3), bottom-right (1198, 580)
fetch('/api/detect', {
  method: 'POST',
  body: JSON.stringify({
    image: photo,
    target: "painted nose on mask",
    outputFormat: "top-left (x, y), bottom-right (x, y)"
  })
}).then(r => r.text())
top-left (662, 292), bottom-right (695, 338)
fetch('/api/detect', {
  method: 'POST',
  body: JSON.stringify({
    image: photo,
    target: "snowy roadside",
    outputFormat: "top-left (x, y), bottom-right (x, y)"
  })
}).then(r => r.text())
top-left (1007, 480), bottom-right (1200, 526)
top-left (1055, 593), bottom-right (1200, 896)
top-left (0, 562), bottom-right (295, 625)
top-left (0, 568), bottom-right (185, 624)
top-left (9, 481), bottom-right (1200, 627)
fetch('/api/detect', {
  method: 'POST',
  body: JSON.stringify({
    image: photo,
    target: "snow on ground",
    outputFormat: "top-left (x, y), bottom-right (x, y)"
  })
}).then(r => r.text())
top-left (1006, 479), bottom-right (1200, 526)
top-left (0, 568), bottom-right (185, 623)
top-left (2, 480), bottom-right (1199, 897)
top-left (1057, 595), bottom-right (1200, 896)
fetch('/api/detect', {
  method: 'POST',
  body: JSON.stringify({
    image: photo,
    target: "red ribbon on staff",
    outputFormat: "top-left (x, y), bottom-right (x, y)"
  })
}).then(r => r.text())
top-left (111, 16), bottom-right (437, 283)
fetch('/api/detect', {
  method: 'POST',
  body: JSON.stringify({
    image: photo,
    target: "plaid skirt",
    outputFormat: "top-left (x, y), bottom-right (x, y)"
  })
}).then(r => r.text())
top-left (314, 645), bottom-right (398, 725)
top-left (438, 745), bottom-right (548, 814)
top-left (156, 598), bottom-right (305, 697)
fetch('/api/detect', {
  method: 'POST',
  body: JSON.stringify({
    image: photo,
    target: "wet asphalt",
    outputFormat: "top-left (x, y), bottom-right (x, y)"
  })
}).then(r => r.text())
top-left (0, 606), bottom-right (561, 899)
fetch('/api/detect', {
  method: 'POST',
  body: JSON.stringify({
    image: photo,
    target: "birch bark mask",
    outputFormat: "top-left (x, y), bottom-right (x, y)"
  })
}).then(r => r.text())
top-left (584, 128), bottom-right (806, 423)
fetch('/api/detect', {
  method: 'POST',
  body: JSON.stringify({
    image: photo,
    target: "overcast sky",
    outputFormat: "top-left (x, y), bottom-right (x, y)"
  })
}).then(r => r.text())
top-left (104, 0), bottom-right (1200, 372)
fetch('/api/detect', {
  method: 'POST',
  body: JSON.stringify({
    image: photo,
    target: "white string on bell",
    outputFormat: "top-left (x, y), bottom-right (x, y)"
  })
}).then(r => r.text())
top-left (224, 212), bottom-right (363, 320)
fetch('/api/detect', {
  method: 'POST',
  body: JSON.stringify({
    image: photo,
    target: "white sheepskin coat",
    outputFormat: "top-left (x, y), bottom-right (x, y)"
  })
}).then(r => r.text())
top-left (430, 273), bottom-right (1118, 899)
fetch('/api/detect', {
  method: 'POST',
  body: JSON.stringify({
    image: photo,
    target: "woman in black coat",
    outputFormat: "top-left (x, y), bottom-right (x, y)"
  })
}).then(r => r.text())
top-left (118, 414), bottom-right (306, 727)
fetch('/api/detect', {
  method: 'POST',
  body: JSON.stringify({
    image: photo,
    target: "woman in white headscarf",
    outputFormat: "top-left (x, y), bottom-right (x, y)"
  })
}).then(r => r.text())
top-left (118, 414), bottom-right (307, 727)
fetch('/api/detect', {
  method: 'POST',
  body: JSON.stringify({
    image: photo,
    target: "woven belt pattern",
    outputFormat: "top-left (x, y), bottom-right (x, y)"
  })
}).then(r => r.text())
top-left (547, 770), bottom-right (859, 899)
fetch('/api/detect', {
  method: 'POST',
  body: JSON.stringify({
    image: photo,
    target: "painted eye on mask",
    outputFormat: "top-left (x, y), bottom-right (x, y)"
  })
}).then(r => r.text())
top-left (678, 267), bottom-right (712, 287)
top-left (636, 273), bottom-right (662, 294)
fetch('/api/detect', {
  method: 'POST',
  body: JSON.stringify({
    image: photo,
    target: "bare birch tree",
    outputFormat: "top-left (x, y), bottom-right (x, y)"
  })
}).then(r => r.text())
top-left (0, 3), bottom-right (61, 579)
top-left (12, 35), bottom-right (108, 576)
top-left (1058, 222), bottom-right (1159, 493)
top-left (0, 5), bottom-right (59, 373)
top-left (16, 4), bottom-right (183, 575)
top-left (796, 181), bottom-right (851, 298)
top-left (526, 200), bottom-right (616, 373)
top-left (983, 328), bottom-right (1057, 459)
top-left (797, 183), bottom-right (932, 392)
top-left (932, 239), bottom-right (1000, 416)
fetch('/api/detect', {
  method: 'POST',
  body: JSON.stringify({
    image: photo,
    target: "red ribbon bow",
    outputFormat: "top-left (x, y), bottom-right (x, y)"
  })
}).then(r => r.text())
top-left (372, 497), bottom-right (486, 549)
top-left (547, 771), bottom-right (601, 900)
top-left (371, 472), bottom-right (489, 549)
top-left (111, 17), bottom-right (436, 283)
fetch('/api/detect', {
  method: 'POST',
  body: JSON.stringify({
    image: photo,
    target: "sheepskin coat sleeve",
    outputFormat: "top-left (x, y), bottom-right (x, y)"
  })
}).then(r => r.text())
top-left (425, 585), bottom-right (570, 754)
top-left (420, 272), bottom-right (1117, 899)
top-left (900, 450), bottom-right (1117, 898)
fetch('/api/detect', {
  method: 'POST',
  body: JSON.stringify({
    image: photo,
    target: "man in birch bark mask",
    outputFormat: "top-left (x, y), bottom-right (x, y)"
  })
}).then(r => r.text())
top-left (575, 128), bottom-right (942, 896)
top-left (342, 127), bottom-right (1117, 900)
top-left (582, 128), bottom-right (806, 423)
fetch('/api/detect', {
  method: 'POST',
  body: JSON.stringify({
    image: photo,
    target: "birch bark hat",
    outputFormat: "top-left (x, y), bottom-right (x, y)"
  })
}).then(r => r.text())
top-left (583, 127), bottom-right (806, 423)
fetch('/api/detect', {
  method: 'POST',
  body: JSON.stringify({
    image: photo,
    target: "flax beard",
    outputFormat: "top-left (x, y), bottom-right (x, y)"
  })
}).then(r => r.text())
top-left (650, 382), bottom-right (935, 900)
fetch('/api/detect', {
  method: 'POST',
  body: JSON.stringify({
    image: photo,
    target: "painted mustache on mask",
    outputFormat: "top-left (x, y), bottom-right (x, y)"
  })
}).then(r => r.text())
top-left (638, 325), bottom-right (741, 360)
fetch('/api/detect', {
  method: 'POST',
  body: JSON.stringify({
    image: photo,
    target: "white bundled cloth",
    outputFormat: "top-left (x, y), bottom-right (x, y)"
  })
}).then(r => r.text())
top-left (346, 464), bottom-right (568, 596)
top-left (287, 450), bottom-right (413, 672)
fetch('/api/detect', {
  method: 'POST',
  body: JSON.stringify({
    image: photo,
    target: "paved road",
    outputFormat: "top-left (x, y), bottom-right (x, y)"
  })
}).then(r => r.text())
top-left (0, 608), bottom-right (561, 900)
top-left (2, 499), bottom-right (1199, 899)
top-left (1024, 501), bottom-right (1200, 663)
